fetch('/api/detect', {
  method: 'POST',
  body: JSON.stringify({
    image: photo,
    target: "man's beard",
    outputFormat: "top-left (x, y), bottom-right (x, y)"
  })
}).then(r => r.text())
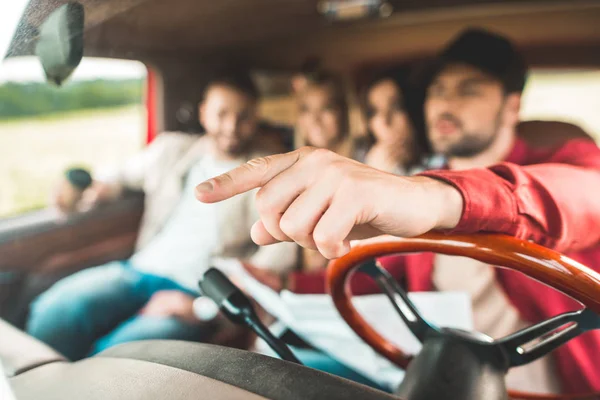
top-left (442, 130), bottom-right (498, 158)
top-left (431, 107), bottom-right (504, 158)
top-left (215, 134), bottom-right (248, 156)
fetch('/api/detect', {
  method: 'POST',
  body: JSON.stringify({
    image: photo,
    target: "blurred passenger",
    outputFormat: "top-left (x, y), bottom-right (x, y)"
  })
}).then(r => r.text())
top-left (295, 71), bottom-right (355, 158)
top-left (259, 71), bottom-right (385, 388)
top-left (27, 70), bottom-right (297, 361)
top-left (357, 69), bottom-right (428, 174)
top-left (294, 71), bottom-right (354, 272)
top-left (291, 57), bottom-right (322, 96)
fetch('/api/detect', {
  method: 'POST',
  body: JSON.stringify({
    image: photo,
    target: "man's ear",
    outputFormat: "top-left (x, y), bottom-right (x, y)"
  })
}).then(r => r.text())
top-left (198, 101), bottom-right (207, 127)
top-left (505, 93), bottom-right (522, 125)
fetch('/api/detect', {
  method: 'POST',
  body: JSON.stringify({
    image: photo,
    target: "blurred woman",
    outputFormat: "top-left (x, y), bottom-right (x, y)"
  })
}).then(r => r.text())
top-left (293, 71), bottom-right (356, 271)
top-left (286, 71), bottom-right (388, 390)
top-left (295, 71), bottom-right (355, 158)
top-left (357, 68), bottom-right (432, 174)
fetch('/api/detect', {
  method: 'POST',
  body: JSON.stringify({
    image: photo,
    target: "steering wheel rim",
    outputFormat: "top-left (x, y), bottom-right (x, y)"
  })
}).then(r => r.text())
top-left (326, 232), bottom-right (600, 399)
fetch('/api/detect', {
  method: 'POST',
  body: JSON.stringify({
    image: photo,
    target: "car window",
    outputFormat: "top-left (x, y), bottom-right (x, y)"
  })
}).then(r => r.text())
top-left (0, 56), bottom-right (147, 217)
top-left (521, 69), bottom-right (600, 140)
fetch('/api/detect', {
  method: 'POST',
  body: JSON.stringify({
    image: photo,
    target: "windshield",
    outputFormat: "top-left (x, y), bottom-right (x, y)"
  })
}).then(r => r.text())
top-left (1, 1), bottom-right (148, 217)
top-left (0, 1), bottom-right (29, 60)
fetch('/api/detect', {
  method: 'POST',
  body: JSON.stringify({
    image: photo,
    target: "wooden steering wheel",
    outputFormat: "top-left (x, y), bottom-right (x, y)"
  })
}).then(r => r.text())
top-left (326, 233), bottom-right (600, 400)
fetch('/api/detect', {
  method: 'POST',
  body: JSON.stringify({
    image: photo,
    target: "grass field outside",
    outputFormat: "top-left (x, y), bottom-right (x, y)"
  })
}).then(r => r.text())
top-left (0, 105), bottom-right (145, 217)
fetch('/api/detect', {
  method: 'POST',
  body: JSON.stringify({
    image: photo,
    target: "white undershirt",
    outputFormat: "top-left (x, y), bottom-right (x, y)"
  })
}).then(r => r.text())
top-left (130, 154), bottom-right (242, 291)
top-left (433, 255), bottom-right (562, 394)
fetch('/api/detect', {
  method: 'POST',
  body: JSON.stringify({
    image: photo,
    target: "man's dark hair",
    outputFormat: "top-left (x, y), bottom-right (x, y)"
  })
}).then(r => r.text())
top-left (428, 28), bottom-right (528, 94)
top-left (203, 69), bottom-right (260, 101)
top-left (299, 57), bottom-right (322, 78)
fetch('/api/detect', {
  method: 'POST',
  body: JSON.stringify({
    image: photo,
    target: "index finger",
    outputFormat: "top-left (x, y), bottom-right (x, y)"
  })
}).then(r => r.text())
top-left (195, 148), bottom-right (304, 203)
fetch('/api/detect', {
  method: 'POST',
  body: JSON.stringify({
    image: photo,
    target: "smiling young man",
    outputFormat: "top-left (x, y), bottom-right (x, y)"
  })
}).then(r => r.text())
top-left (196, 30), bottom-right (600, 394)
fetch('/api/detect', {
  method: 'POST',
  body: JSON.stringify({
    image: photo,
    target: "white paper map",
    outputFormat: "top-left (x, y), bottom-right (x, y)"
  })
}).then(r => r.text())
top-left (0, 361), bottom-right (16, 400)
top-left (213, 258), bottom-right (473, 390)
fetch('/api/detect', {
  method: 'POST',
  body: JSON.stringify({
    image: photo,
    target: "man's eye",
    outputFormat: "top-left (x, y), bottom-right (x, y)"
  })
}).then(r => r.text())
top-left (392, 100), bottom-right (404, 111)
top-left (460, 86), bottom-right (482, 96)
top-left (365, 106), bottom-right (376, 120)
top-left (324, 104), bottom-right (337, 113)
top-left (428, 85), bottom-right (444, 97)
top-left (239, 111), bottom-right (250, 122)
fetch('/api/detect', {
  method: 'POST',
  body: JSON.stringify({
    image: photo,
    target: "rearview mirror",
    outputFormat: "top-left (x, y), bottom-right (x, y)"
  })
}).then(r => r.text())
top-left (35, 2), bottom-right (84, 86)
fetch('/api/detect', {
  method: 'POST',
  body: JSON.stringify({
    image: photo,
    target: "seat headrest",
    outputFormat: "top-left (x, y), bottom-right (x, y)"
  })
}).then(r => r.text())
top-left (517, 120), bottom-right (593, 148)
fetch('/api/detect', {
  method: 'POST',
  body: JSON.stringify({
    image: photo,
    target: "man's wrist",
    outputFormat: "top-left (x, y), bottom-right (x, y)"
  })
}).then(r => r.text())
top-left (423, 177), bottom-right (464, 230)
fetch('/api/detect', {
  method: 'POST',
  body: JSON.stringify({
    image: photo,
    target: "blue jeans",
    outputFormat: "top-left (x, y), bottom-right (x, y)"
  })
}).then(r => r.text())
top-left (292, 347), bottom-right (390, 392)
top-left (27, 261), bottom-right (211, 361)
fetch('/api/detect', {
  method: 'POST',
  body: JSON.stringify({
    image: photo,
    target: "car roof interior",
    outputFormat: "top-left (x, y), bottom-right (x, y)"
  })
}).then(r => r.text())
top-left (10, 0), bottom-right (600, 70)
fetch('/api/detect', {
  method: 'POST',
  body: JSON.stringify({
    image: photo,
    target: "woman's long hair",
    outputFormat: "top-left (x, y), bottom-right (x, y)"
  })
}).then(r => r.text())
top-left (359, 66), bottom-right (431, 167)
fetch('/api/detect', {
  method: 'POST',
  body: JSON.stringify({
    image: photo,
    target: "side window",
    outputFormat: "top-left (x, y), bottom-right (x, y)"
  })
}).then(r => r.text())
top-left (521, 69), bottom-right (600, 140)
top-left (0, 56), bottom-right (147, 217)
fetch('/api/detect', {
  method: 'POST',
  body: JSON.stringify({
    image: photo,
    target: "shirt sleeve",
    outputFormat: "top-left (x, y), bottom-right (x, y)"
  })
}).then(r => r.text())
top-left (95, 133), bottom-right (173, 192)
top-left (420, 139), bottom-right (600, 253)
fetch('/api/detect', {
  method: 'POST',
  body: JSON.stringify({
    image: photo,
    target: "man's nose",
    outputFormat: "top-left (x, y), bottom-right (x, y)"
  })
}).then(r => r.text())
top-left (306, 113), bottom-right (322, 129)
top-left (383, 111), bottom-right (394, 127)
top-left (433, 95), bottom-right (460, 116)
top-left (223, 117), bottom-right (240, 134)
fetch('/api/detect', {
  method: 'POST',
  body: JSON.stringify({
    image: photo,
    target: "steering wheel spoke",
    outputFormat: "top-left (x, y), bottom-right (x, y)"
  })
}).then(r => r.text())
top-left (496, 308), bottom-right (600, 367)
top-left (358, 259), bottom-right (439, 342)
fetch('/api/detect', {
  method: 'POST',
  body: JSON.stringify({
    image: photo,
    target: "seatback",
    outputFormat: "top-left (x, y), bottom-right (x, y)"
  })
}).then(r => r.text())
top-left (0, 318), bottom-right (65, 377)
top-left (8, 340), bottom-right (399, 400)
top-left (518, 120), bottom-right (594, 148)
